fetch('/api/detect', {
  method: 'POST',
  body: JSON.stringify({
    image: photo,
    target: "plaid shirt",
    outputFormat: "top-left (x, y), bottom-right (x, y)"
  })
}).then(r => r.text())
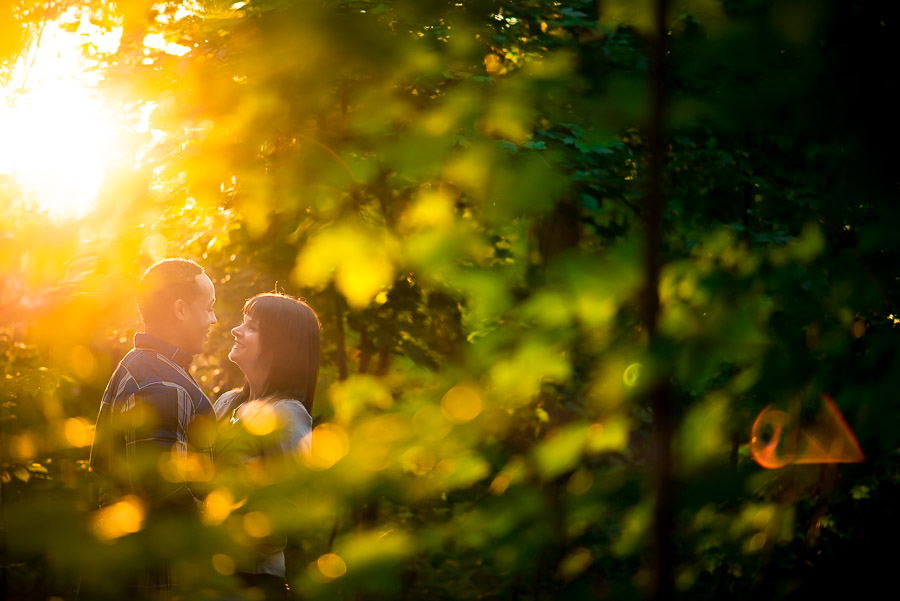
top-left (90, 332), bottom-right (215, 511)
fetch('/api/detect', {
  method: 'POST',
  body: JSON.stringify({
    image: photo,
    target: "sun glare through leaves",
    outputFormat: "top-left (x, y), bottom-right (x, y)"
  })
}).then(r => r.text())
top-left (0, 13), bottom-right (124, 220)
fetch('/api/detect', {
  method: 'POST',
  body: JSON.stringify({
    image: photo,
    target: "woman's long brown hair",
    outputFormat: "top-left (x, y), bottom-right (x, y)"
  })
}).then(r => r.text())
top-left (233, 292), bottom-right (321, 415)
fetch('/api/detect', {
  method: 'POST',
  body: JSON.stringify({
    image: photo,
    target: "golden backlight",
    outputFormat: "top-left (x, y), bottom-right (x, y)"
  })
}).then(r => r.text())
top-left (0, 14), bottom-right (124, 220)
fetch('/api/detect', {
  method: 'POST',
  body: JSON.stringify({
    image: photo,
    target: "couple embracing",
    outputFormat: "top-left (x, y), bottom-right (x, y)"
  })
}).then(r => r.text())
top-left (88, 258), bottom-right (321, 600)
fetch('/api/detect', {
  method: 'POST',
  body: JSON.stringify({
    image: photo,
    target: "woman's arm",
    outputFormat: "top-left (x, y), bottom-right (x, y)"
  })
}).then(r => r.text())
top-left (271, 399), bottom-right (313, 459)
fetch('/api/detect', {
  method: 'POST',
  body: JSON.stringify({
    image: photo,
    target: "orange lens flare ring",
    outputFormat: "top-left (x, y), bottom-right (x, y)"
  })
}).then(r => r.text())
top-left (750, 394), bottom-right (864, 469)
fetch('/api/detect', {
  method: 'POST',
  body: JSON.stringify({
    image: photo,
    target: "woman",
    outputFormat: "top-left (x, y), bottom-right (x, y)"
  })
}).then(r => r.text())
top-left (213, 292), bottom-right (321, 600)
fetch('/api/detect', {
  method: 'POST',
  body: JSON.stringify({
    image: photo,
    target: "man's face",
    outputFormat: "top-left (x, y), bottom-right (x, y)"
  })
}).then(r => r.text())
top-left (178, 273), bottom-right (217, 355)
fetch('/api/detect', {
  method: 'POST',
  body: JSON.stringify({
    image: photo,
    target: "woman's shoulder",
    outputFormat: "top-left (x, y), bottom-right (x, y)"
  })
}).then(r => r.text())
top-left (213, 388), bottom-right (243, 420)
top-left (269, 397), bottom-right (313, 426)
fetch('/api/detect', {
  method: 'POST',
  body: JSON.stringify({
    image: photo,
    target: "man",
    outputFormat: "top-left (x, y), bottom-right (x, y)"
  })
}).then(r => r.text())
top-left (88, 258), bottom-right (218, 597)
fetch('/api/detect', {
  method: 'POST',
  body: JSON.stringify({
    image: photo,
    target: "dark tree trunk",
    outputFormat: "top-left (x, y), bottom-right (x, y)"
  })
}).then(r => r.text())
top-left (358, 322), bottom-right (370, 374)
top-left (333, 285), bottom-right (348, 381)
top-left (645, 1), bottom-right (674, 601)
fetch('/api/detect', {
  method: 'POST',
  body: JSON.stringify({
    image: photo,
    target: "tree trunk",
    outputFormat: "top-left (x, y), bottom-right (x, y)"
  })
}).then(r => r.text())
top-left (645, 1), bottom-right (674, 600)
top-left (333, 285), bottom-right (348, 381)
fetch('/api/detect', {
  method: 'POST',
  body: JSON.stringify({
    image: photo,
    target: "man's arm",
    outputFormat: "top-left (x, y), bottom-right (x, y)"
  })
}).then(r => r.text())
top-left (123, 383), bottom-right (204, 512)
top-left (89, 373), bottom-right (126, 507)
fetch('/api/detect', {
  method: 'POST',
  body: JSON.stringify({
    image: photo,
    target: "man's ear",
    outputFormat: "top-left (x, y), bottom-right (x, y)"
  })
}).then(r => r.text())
top-left (173, 298), bottom-right (187, 322)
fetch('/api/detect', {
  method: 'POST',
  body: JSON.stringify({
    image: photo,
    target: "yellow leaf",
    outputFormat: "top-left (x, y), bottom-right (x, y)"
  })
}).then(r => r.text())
top-left (401, 189), bottom-right (456, 231)
top-left (293, 222), bottom-right (396, 308)
top-left (558, 547), bottom-right (592, 581)
top-left (533, 423), bottom-right (591, 478)
top-left (585, 417), bottom-right (630, 453)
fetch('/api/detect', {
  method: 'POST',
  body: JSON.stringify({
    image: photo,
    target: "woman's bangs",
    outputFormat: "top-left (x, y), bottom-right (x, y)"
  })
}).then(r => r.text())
top-left (243, 295), bottom-right (271, 323)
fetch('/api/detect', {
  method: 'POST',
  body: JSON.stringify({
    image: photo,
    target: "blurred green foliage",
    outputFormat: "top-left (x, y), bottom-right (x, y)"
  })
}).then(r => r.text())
top-left (2, 0), bottom-right (900, 599)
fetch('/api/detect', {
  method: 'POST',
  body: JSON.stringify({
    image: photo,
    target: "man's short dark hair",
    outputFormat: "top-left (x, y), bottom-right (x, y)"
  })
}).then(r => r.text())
top-left (137, 258), bottom-right (205, 324)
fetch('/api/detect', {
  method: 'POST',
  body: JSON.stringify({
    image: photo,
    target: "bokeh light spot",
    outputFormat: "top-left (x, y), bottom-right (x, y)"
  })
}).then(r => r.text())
top-left (413, 405), bottom-right (452, 442)
top-left (241, 401), bottom-right (279, 436)
top-left (11, 434), bottom-right (37, 459)
top-left (243, 511), bottom-right (271, 538)
top-left (489, 474), bottom-right (511, 495)
top-left (748, 531), bottom-right (767, 552)
top-left (93, 495), bottom-right (144, 540)
top-left (558, 546), bottom-right (592, 581)
top-left (64, 417), bottom-right (93, 448)
top-left (440, 383), bottom-right (484, 424)
top-left (753, 506), bottom-right (773, 529)
top-left (212, 553), bottom-right (236, 575)
top-left (146, 234), bottom-right (168, 261)
top-left (305, 424), bottom-right (350, 470)
top-left (203, 487), bottom-right (245, 526)
top-left (317, 553), bottom-right (348, 580)
top-left (68, 346), bottom-right (96, 379)
top-left (566, 468), bottom-right (594, 495)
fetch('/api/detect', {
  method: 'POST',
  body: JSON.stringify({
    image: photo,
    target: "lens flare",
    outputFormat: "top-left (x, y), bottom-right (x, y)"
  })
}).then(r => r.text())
top-left (750, 393), bottom-right (864, 469)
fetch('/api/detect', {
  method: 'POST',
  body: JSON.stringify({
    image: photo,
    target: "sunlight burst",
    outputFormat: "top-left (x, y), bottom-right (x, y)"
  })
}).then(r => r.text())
top-left (0, 16), bottom-right (124, 220)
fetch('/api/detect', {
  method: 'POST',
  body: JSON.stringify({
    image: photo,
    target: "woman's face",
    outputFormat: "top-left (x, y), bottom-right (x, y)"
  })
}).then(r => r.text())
top-left (229, 313), bottom-right (262, 373)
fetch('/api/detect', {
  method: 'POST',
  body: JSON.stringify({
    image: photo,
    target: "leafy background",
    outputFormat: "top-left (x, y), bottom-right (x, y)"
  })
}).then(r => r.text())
top-left (1, 0), bottom-right (899, 599)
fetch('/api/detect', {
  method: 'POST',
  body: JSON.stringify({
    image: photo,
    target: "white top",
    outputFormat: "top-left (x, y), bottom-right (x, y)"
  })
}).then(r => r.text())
top-left (213, 389), bottom-right (313, 577)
